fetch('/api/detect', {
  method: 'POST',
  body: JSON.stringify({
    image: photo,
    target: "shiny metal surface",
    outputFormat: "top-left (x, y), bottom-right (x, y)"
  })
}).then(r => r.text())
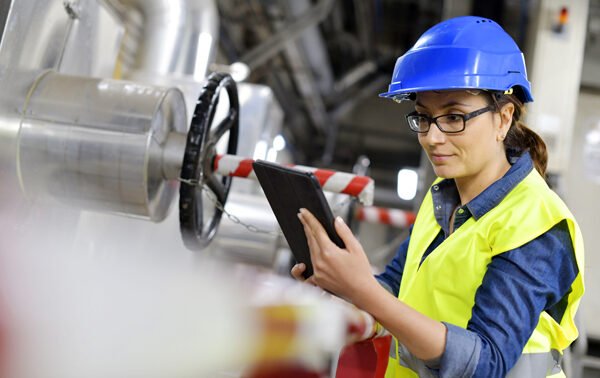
top-left (116, 0), bottom-right (218, 81)
top-left (161, 131), bottom-right (188, 180)
top-left (0, 1), bottom-right (72, 199)
top-left (0, 0), bottom-right (124, 200)
top-left (59, 1), bottom-right (123, 78)
top-left (18, 71), bottom-right (187, 221)
top-left (113, 0), bottom-right (219, 125)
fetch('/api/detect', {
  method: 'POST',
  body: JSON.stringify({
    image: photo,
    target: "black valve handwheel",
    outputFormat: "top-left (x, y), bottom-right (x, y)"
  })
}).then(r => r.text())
top-left (179, 72), bottom-right (239, 250)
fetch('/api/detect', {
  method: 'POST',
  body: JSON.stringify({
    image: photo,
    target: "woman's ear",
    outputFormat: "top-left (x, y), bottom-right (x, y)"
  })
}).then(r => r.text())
top-left (497, 102), bottom-right (514, 141)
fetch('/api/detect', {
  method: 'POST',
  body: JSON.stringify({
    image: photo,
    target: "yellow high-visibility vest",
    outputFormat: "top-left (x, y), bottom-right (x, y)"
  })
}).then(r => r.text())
top-left (385, 169), bottom-right (584, 377)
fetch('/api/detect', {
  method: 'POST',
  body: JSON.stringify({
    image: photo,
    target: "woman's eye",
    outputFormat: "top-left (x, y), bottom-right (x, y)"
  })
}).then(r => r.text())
top-left (445, 114), bottom-right (462, 122)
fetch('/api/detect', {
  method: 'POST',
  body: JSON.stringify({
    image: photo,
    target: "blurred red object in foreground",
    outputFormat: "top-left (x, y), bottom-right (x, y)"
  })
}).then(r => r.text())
top-left (336, 335), bottom-right (392, 378)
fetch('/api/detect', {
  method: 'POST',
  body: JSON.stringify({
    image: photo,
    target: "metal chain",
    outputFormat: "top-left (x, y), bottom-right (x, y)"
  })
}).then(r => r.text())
top-left (177, 177), bottom-right (357, 236)
top-left (179, 177), bottom-right (281, 236)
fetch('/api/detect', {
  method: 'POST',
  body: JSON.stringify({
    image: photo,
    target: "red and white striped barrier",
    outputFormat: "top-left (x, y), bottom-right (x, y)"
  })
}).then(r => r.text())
top-left (213, 154), bottom-right (375, 205)
top-left (356, 205), bottom-right (416, 228)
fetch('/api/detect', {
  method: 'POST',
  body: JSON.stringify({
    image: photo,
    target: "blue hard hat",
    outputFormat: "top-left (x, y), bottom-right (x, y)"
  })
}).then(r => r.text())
top-left (380, 16), bottom-right (533, 103)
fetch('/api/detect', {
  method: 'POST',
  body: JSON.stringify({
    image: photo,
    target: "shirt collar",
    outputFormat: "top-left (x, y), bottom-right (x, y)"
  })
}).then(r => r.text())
top-left (431, 151), bottom-right (534, 224)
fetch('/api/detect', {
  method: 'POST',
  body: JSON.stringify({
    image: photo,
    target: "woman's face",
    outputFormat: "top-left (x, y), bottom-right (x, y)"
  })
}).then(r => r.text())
top-left (414, 90), bottom-right (512, 181)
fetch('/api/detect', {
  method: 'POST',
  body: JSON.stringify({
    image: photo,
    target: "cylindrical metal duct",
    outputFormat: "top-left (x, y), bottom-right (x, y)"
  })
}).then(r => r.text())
top-left (17, 71), bottom-right (187, 221)
top-left (116, 0), bottom-right (218, 82)
top-left (112, 0), bottom-right (219, 126)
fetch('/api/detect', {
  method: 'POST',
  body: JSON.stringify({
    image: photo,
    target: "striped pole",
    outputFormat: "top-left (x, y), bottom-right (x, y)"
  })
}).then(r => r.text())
top-left (356, 205), bottom-right (416, 228)
top-left (213, 154), bottom-right (375, 206)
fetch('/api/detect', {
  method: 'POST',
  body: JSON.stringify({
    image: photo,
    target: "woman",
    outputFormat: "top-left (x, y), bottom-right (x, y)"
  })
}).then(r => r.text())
top-left (291, 16), bottom-right (584, 377)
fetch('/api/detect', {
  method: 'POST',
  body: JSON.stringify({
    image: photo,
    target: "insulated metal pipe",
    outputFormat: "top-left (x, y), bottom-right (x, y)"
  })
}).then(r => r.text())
top-left (111, 0), bottom-right (219, 125)
top-left (18, 71), bottom-right (188, 221)
top-left (115, 0), bottom-right (218, 82)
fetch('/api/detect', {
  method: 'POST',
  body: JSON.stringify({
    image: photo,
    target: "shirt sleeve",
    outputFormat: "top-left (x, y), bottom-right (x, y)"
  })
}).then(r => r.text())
top-left (375, 225), bottom-right (413, 297)
top-left (434, 220), bottom-right (578, 378)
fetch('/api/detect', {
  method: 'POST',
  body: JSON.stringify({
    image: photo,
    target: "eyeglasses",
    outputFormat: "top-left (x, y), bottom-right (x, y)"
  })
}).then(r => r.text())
top-left (405, 104), bottom-right (496, 133)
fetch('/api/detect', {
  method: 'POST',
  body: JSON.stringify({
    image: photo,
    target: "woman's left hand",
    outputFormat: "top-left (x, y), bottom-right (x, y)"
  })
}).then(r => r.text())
top-left (297, 208), bottom-right (379, 304)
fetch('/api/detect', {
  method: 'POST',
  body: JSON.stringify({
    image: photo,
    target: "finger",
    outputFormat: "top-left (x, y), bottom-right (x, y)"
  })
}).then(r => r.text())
top-left (334, 216), bottom-right (362, 252)
top-left (291, 263), bottom-right (307, 281)
top-left (298, 212), bottom-right (321, 256)
top-left (299, 208), bottom-right (336, 248)
top-left (305, 225), bottom-right (321, 257)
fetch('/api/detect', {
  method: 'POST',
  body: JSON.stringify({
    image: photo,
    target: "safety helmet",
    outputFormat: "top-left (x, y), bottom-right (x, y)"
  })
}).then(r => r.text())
top-left (380, 16), bottom-right (533, 103)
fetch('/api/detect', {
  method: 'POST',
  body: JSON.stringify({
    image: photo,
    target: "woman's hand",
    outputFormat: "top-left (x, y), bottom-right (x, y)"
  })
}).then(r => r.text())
top-left (295, 208), bottom-right (379, 304)
top-left (294, 210), bottom-right (447, 362)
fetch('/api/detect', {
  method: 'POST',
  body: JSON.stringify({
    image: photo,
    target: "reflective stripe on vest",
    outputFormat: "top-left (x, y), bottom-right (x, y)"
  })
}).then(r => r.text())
top-left (386, 347), bottom-right (564, 378)
top-left (385, 169), bottom-right (585, 377)
top-left (386, 342), bottom-right (434, 378)
top-left (506, 349), bottom-right (563, 377)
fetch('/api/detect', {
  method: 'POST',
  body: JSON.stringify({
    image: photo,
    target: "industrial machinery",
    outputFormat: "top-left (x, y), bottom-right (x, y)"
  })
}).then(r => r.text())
top-left (0, 1), bottom-right (386, 377)
top-left (18, 69), bottom-right (241, 250)
top-left (1, 0), bottom-right (247, 249)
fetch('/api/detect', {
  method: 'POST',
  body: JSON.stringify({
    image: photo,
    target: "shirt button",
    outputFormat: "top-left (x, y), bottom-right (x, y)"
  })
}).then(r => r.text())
top-left (433, 185), bottom-right (439, 191)
top-left (458, 208), bottom-right (465, 214)
top-left (435, 205), bottom-right (442, 210)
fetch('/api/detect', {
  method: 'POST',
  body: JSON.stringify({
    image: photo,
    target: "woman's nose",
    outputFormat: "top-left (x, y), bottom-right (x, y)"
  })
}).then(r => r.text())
top-left (420, 121), bottom-right (446, 144)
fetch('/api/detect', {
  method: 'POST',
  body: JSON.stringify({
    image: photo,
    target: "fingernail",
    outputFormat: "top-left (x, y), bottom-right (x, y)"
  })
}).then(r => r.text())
top-left (336, 216), bottom-right (345, 224)
top-left (299, 208), bottom-right (306, 214)
top-left (297, 212), bottom-right (303, 221)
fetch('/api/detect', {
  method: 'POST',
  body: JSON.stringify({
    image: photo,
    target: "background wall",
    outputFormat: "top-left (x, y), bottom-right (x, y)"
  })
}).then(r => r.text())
top-left (526, 0), bottom-right (589, 175)
top-left (565, 90), bottom-right (600, 339)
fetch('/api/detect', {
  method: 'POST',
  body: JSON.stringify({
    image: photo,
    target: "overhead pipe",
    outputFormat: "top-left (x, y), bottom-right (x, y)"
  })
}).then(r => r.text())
top-left (115, 0), bottom-right (218, 82)
top-left (285, 0), bottom-right (335, 97)
top-left (237, 0), bottom-right (336, 136)
top-left (333, 60), bottom-right (378, 94)
top-left (238, 0), bottom-right (335, 72)
top-left (110, 0), bottom-right (219, 121)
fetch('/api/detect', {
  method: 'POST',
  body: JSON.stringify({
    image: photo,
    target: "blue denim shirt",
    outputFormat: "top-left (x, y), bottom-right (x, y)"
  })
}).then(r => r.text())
top-left (376, 152), bottom-right (578, 377)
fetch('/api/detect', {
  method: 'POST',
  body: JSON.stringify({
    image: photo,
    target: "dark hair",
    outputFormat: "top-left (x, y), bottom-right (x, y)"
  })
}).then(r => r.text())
top-left (491, 93), bottom-right (548, 178)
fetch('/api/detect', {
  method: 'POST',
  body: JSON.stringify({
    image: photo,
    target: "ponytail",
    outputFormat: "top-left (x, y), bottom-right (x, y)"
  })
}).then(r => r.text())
top-left (492, 94), bottom-right (548, 178)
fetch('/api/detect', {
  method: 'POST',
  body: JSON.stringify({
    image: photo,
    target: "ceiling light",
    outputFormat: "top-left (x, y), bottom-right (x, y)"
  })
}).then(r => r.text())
top-left (397, 168), bottom-right (418, 200)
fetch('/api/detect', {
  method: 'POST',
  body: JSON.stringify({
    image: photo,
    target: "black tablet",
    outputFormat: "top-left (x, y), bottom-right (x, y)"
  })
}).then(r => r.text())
top-left (252, 160), bottom-right (345, 278)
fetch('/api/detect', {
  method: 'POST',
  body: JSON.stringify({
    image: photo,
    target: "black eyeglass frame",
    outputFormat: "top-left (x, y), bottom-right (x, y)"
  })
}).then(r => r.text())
top-left (405, 104), bottom-right (497, 134)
